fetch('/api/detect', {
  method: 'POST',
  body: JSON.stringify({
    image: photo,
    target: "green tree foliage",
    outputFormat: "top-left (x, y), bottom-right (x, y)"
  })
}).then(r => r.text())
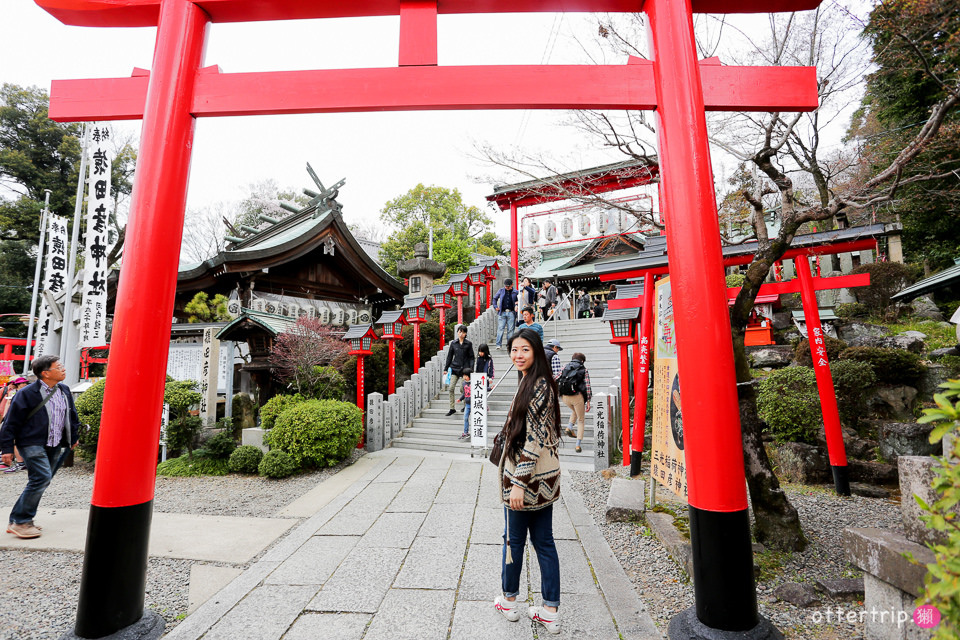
top-left (850, 262), bottom-right (920, 316)
top-left (183, 291), bottom-right (231, 323)
top-left (258, 393), bottom-right (306, 430)
top-left (1, 84), bottom-right (136, 238)
top-left (838, 346), bottom-right (926, 387)
top-left (163, 380), bottom-right (202, 457)
top-left (913, 379), bottom-right (960, 639)
top-left (853, 1), bottom-right (960, 271)
top-left (265, 399), bottom-right (362, 468)
top-left (0, 240), bottom-right (33, 332)
top-left (377, 184), bottom-right (503, 277)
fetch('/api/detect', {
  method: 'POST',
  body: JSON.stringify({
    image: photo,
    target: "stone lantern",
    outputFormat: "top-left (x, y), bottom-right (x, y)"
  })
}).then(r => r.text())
top-left (397, 242), bottom-right (446, 298)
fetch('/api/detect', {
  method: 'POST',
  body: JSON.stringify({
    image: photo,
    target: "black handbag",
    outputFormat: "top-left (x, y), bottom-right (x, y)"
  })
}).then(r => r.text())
top-left (488, 430), bottom-right (504, 466)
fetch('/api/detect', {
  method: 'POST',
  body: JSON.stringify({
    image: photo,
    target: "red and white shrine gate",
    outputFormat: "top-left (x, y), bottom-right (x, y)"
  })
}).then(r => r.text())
top-left (39, 1), bottom-right (821, 638)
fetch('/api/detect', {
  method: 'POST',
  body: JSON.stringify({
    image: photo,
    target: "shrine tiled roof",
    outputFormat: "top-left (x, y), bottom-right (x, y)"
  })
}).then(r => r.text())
top-left (215, 308), bottom-right (297, 340)
top-left (891, 258), bottom-right (960, 302)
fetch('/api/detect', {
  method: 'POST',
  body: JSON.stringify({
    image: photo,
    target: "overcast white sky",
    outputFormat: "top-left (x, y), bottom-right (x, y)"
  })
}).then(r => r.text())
top-left (2, 3), bottom-right (639, 242)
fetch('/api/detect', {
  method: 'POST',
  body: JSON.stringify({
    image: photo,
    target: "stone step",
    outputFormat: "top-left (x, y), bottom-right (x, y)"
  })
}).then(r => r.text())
top-left (390, 436), bottom-right (597, 460)
top-left (408, 418), bottom-right (596, 438)
top-left (401, 425), bottom-right (596, 446)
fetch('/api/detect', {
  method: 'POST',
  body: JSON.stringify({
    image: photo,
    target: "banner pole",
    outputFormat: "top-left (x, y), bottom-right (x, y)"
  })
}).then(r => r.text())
top-left (61, 123), bottom-right (90, 387)
top-left (22, 190), bottom-right (51, 375)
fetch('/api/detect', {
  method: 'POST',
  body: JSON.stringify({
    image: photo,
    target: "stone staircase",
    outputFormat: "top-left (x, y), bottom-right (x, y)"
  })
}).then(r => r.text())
top-left (390, 318), bottom-right (621, 469)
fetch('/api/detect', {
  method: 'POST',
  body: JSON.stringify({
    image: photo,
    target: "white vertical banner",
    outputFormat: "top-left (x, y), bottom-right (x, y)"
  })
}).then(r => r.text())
top-left (198, 328), bottom-right (220, 425)
top-left (79, 124), bottom-right (113, 348)
top-left (470, 373), bottom-right (487, 447)
top-left (34, 215), bottom-right (69, 358)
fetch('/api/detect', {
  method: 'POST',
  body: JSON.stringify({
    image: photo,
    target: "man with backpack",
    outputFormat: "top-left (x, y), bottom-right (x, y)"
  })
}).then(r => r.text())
top-left (558, 352), bottom-right (592, 453)
top-left (492, 278), bottom-right (519, 350)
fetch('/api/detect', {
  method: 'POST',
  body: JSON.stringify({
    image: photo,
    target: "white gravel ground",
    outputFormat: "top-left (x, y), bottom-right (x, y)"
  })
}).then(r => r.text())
top-left (569, 464), bottom-right (904, 640)
top-left (0, 452), bottom-right (903, 640)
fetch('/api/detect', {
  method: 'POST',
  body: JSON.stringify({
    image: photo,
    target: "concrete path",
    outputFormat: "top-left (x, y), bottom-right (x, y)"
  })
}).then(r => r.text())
top-left (164, 451), bottom-right (662, 640)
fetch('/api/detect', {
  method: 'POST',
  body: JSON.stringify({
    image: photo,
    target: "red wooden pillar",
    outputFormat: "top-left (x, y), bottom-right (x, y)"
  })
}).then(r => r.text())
top-left (356, 355), bottom-right (366, 411)
top-left (388, 340), bottom-right (396, 395)
top-left (510, 202), bottom-right (519, 282)
top-left (413, 323), bottom-right (421, 371)
top-left (1, 343), bottom-right (11, 360)
top-left (630, 273), bottom-right (655, 476)
top-left (457, 296), bottom-right (464, 325)
top-left (619, 344), bottom-right (631, 467)
top-left (646, 0), bottom-right (763, 635)
top-left (438, 308), bottom-right (445, 350)
top-left (73, 2), bottom-right (209, 637)
top-left (796, 254), bottom-right (849, 495)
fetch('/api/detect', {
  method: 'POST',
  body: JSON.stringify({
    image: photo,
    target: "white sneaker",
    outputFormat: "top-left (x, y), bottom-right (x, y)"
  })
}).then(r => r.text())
top-left (494, 596), bottom-right (521, 622)
top-left (528, 605), bottom-right (561, 634)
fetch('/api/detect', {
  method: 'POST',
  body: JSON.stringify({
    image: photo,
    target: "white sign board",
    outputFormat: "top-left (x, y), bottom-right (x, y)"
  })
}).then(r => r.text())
top-left (198, 328), bottom-right (220, 424)
top-left (166, 343), bottom-right (232, 392)
top-left (470, 373), bottom-right (487, 448)
top-left (79, 124), bottom-right (114, 348)
top-left (35, 215), bottom-right (69, 358)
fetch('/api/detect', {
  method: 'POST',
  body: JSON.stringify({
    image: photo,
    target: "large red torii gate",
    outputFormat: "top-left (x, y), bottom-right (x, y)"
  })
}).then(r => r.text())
top-left (39, 1), bottom-right (820, 638)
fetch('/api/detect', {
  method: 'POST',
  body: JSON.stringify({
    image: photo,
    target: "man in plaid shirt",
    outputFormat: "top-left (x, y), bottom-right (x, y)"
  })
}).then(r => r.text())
top-left (544, 339), bottom-right (563, 380)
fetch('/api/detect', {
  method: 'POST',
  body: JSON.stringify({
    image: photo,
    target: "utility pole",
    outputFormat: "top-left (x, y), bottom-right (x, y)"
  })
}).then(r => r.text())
top-left (22, 190), bottom-right (51, 375)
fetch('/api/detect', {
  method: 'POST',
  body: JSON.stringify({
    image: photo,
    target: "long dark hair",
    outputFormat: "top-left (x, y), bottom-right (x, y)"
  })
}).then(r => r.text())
top-left (504, 328), bottom-right (562, 457)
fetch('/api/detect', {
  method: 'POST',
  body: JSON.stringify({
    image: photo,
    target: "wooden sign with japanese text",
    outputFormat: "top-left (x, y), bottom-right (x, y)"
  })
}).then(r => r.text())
top-left (470, 373), bottom-right (487, 448)
top-left (651, 276), bottom-right (687, 497)
top-left (79, 124), bottom-right (114, 348)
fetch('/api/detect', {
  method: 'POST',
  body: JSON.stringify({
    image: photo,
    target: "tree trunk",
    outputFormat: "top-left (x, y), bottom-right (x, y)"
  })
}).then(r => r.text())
top-left (731, 317), bottom-right (807, 552)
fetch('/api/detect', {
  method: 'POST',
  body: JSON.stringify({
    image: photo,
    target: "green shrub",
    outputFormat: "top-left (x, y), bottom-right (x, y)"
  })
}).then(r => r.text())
top-left (204, 430), bottom-right (237, 459)
top-left (851, 262), bottom-right (918, 315)
top-left (793, 335), bottom-right (847, 367)
top-left (75, 378), bottom-right (107, 460)
top-left (913, 380), bottom-right (960, 639)
top-left (265, 399), bottom-right (362, 468)
top-left (837, 346), bottom-right (926, 386)
top-left (307, 365), bottom-right (347, 401)
top-left (725, 273), bottom-right (746, 288)
top-left (757, 366), bottom-right (821, 445)
top-left (228, 445), bottom-right (263, 474)
top-left (259, 393), bottom-right (306, 430)
top-left (831, 360), bottom-right (877, 430)
top-left (163, 380), bottom-right (203, 457)
top-left (836, 302), bottom-right (869, 319)
top-left (157, 454), bottom-right (230, 477)
top-left (258, 450), bottom-right (297, 478)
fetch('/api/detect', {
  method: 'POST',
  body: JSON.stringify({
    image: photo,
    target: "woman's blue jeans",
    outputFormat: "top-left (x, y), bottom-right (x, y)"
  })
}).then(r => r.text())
top-left (502, 504), bottom-right (560, 608)
top-left (9, 445), bottom-right (66, 525)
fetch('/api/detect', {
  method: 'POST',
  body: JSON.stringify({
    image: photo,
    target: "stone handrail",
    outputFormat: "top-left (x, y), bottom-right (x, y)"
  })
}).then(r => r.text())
top-left (364, 306), bottom-right (497, 451)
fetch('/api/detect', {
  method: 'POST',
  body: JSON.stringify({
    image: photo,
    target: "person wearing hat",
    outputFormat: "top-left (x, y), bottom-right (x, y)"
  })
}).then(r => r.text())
top-left (544, 339), bottom-right (563, 381)
top-left (492, 278), bottom-right (519, 350)
top-left (0, 376), bottom-right (30, 472)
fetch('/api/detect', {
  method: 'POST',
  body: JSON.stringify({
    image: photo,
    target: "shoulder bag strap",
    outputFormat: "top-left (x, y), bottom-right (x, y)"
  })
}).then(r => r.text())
top-left (26, 386), bottom-right (59, 421)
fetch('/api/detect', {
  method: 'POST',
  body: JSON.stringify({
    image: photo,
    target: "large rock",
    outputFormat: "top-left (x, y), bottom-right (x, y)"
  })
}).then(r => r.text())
top-left (919, 363), bottom-right (954, 398)
top-left (837, 322), bottom-right (891, 347)
top-left (880, 331), bottom-right (925, 353)
top-left (874, 421), bottom-right (941, 461)
top-left (910, 295), bottom-right (944, 321)
top-left (605, 477), bottom-right (645, 523)
top-left (771, 442), bottom-right (830, 484)
top-left (771, 310), bottom-right (793, 330)
top-left (931, 346), bottom-right (960, 358)
top-left (747, 345), bottom-right (794, 368)
top-left (773, 582), bottom-right (820, 607)
top-left (815, 577), bottom-right (864, 600)
top-left (868, 385), bottom-right (918, 421)
top-left (848, 458), bottom-right (898, 485)
top-left (899, 456), bottom-right (956, 546)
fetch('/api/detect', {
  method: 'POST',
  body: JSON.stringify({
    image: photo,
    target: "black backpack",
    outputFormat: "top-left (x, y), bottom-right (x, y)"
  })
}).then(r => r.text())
top-left (558, 362), bottom-right (586, 396)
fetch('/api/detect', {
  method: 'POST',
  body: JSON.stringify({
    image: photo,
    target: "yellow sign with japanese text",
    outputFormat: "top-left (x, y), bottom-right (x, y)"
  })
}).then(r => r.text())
top-left (651, 276), bottom-right (687, 497)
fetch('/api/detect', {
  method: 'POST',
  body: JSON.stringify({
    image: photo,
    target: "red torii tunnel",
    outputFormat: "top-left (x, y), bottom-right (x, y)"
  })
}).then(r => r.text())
top-left (40, 1), bottom-right (821, 638)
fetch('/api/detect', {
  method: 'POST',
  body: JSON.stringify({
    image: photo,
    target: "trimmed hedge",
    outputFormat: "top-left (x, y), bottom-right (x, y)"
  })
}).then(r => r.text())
top-left (757, 366), bottom-right (821, 445)
top-left (837, 346), bottom-right (926, 386)
top-left (258, 450), bottom-right (297, 478)
top-left (265, 399), bottom-right (362, 468)
top-left (259, 393), bottom-right (306, 430)
top-left (794, 335), bottom-right (847, 367)
top-left (74, 378), bottom-right (107, 460)
top-left (157, 454), bottom-right (230, 477)
top-left (228, 445), bottom-right (264, 474)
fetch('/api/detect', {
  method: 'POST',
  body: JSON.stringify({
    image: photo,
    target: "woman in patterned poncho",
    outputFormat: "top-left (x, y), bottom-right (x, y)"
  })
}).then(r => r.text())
top-left (493, 328), bottom-right (563, 635)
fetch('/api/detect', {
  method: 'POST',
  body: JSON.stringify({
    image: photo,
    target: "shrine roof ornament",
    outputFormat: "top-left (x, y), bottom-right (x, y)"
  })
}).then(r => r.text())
top-left (38, 0), bottom-right (823, 28)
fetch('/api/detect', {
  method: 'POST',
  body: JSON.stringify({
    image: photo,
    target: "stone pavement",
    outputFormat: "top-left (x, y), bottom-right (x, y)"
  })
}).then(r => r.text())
top-left (164, 451), bottom-right (662, 640)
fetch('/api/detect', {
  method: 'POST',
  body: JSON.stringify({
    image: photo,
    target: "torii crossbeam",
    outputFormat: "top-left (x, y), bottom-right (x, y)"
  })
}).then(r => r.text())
top-left (38, 1), bottom-right (821, 639)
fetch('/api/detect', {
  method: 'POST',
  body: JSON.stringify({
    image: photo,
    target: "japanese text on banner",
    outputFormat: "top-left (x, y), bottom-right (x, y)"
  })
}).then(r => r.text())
top-left (470, 373), bottom-right (487, 447)
top-left (79, 124), bottom-right (114, 349)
